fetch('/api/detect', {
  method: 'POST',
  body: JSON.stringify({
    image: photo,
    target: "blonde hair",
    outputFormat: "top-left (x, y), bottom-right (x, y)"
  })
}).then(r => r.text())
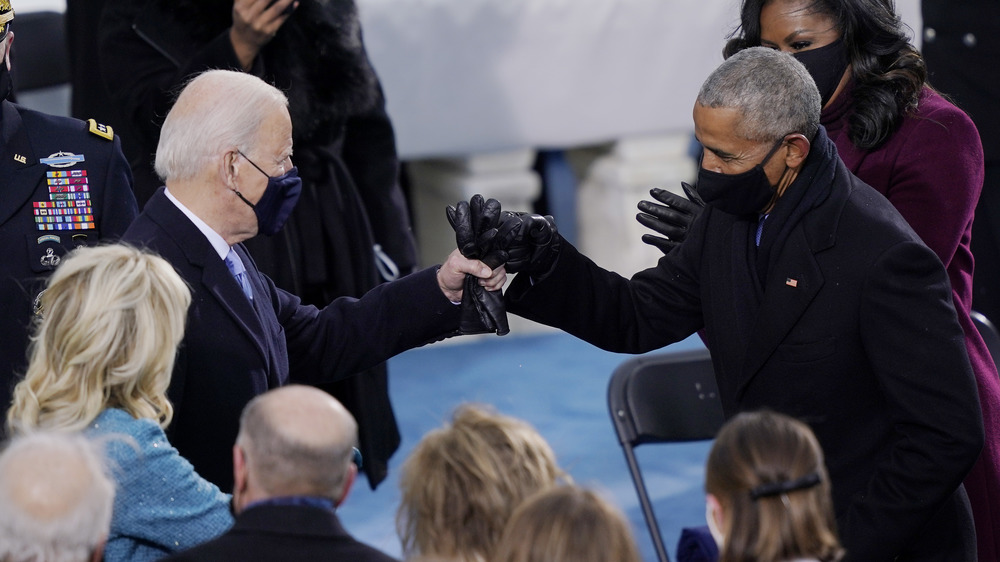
top-left (396, 404), bottom-right (568, 562)
top-left (492, 485), bottom-right (642, 562)
top-left (705, 410), bottom-right (844, 562)
top-left (7, 244), bottom-right (191, 434)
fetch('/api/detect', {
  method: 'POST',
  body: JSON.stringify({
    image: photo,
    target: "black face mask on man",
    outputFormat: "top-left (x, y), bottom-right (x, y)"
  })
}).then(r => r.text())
top-left (233, 150), bottom-right (303, 236)
top-left (792, 37), bottom-right (849, 107)
top-left (695, 137), bottom-right (787, 217)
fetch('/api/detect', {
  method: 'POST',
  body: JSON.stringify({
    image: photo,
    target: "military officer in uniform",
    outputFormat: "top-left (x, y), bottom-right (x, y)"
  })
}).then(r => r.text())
top-left (0, 0), bottom-right (138, 421)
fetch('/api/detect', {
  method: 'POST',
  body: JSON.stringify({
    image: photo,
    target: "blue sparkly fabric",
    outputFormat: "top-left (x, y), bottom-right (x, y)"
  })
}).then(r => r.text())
top-left (87, 409), bottom-right (234, 561)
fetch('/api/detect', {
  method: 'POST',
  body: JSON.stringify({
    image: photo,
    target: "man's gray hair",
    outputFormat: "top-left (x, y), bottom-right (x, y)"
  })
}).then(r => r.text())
top-left (697, 46), bottom-right (821, 142)
top-left (237, 387), bottom-right (357, 501)
top-left (155, 69), bottom-right (289, 183)
top-left (0, 431), bottom-right (114, 562)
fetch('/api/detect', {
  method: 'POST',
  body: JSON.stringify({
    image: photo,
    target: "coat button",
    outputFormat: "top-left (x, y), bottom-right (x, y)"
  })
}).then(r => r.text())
top-left (924, 27), bottom-right (936, 42)
top-left (963, 33), bottom-right (977, 47)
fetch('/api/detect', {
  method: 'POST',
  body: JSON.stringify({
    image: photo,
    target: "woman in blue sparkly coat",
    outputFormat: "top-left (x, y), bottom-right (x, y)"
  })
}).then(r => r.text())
top-left (6, 244), bottom-right (233, 562)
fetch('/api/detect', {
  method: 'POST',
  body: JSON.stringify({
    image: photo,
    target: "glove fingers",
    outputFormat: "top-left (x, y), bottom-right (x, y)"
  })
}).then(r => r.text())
top-left (477, 227), bottom-right (499, 253)
top-left (482, 198), bottom-right (502, 229)
top-left (495, 214), bottom-right (522, 249)
top-left (449, 201), bottom-right (477, 254)
top-left (637, 200), bottom-right (693, 225)
top-left (681, 182), bottom-right (706, 207)
top-left (641, 233), bottom-right (679, 254)
top-left (648, 188), bottom-right (701, 215)
top-left (470, 194), bottom-right (490, 235)
top-left (636, 212), bottom-right (687, 238)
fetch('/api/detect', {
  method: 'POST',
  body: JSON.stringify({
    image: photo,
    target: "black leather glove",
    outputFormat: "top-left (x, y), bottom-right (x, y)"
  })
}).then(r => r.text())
top-left (446, 194), bottom-right (510, 336)
top-left (496, 211), bottom-right (561, 281)
top-left (636, 183), bottom-right (705, 255)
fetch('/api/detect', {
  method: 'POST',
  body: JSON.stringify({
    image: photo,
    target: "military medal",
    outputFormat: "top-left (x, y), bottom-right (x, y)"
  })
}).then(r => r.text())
top-left (34, 163), bottom-right (95, 231)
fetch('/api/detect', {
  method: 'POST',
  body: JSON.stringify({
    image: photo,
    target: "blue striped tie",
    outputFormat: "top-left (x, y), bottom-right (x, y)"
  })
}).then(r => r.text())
top-left (755, 214), bottom-right (768, 246)
top-left (225, 248), bottom-right (253, 301)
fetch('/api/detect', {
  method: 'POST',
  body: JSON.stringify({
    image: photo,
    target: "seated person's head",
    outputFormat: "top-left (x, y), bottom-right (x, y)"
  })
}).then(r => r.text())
top-left (232, 385), bottom-right (360, 512)
top-left (705, 410), bottom-right (843, 562)
top-left (396, 403), bottom-right (567, 562)
top-left (7, 244), bottom-right (191, 434)
top-left (492, 485), bottom-right (641, 562)
top-left (0, 431), bottom-right (114, 562)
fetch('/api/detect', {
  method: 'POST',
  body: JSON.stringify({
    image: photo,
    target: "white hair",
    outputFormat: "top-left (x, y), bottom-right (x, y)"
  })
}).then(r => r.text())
top-left (0, 431), bottom-right (114, 562)
top-left (154, 69), bottom-right (289, 183)
top-left (697, 46), bottom-right (821, 142)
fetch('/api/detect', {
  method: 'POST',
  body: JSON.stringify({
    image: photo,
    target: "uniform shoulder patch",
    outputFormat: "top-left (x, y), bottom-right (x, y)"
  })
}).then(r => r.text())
top-left (87, 119), bottom-right (114, 141)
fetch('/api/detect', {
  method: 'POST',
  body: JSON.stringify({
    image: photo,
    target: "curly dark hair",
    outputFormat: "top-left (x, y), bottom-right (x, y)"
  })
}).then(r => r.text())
top-left (723, 0), bottom-right (926, 150)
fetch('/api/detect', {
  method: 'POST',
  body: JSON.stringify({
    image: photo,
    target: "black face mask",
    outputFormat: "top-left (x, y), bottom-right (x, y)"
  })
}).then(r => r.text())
top-left (695, 137), bottom-right (786, 217)
top-left (233, 151), bottom-right (303, 236)
top-left (792, 37), bottom-right (849, 107)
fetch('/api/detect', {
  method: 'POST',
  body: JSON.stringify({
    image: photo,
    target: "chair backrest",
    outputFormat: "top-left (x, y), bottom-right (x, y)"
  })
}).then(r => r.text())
top-left (607, 347), bottom-right (726, 562)
top-left (971, 310), bottom-right (1000, 378)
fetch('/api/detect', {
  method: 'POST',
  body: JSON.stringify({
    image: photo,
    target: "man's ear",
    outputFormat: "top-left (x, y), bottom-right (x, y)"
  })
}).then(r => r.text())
top-left (222, 149), bottom-right (240, 187)
top-left (232, 444), bottom-right (249, 512)
top-left (335, 463), bottom-right (358, 508)
top-left (90, 536), bottom-right (106, 562)
top-left (782, 134), bottom-right (811, 169)
top-left (4, 32), bottom-right (13, 71)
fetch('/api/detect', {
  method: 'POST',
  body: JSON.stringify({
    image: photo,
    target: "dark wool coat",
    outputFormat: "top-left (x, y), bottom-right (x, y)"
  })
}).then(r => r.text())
top-left (508, 129), bottom-right (984, 562)
top-left (99, 0), bottom-right (417, 486)
top-left (123, 188), bottom-right (460, 491)
top-left (162, 504), bottom-right (399, 562)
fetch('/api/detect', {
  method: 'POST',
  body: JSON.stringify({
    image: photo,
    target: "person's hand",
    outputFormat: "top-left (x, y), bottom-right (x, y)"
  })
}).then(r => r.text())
top-left (445, 195), bottom-right (512, 335)
top-left (495, 211), bottom-right (561, 281)
top-left (230, 0), bottom-right (297, 69)
top-left (437, 249), bottom-right (506, 303)
top-left (446, 194), bottom-right (507, 268)
top-left (635, 183), bottom-right (704, 255)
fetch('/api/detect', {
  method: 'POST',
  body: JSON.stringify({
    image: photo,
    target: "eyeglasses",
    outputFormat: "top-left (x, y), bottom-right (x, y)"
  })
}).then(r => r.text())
top-left (352, 447), bottom-right (363, 469)
top-left (237, 149), bottom-right (287, 177)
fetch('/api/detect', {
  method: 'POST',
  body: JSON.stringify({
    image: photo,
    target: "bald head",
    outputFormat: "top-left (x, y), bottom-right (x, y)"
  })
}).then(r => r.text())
top-left (0, 432), bottom-right (113, 562)
top-left (237, 385), bottom-right (358, 501)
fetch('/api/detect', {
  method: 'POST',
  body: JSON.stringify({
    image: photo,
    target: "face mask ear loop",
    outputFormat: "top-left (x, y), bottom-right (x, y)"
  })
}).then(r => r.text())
top-left (760, 136), bottom-right (791, 213)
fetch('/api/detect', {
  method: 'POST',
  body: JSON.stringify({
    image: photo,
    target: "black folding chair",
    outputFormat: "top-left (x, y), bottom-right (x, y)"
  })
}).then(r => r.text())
top-left (607, 347), bottom-right (726, 562)
top-left (971, 310), bottom-right (1000, 380)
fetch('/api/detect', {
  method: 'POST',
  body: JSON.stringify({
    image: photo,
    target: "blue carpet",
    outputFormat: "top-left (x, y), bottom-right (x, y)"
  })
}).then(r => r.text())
top-left (338, 331), bottom-right (711, 562)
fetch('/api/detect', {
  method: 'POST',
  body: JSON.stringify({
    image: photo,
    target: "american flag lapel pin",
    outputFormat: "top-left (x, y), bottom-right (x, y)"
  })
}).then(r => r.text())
top-left (785, 278), bottom-right (798, 288)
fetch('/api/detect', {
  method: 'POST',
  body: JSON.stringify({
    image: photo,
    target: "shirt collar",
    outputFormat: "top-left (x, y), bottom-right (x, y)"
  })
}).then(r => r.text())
top-left (164, 187), bottom-right (232, 260)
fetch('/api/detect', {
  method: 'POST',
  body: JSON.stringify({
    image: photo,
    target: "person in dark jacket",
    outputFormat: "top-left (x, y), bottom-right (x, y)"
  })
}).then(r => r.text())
top-left (0, 0), bottom-right (137, 423)
top-left (485, 48), bottom-right (984, 561)
top-left (164, 385), bottom-right (397, 562)
top-left (99, 0), bottom-right (418, 487)
top-left (122, 69), bottom-right (504, 492)
top-left (638, 1), bottom-right (1000, 555)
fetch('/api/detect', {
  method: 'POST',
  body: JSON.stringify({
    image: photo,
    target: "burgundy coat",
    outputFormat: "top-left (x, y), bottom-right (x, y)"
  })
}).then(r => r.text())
top-left (823, 82), bottom-right (1000, 559)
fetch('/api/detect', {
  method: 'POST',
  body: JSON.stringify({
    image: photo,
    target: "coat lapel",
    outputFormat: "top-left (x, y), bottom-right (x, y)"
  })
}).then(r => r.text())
top-left (146, 193), bottom-right (270, 366)
top-left (0, 102), bottom-right (46, 226)
top-left (737, 226), bottom-right (825, 397)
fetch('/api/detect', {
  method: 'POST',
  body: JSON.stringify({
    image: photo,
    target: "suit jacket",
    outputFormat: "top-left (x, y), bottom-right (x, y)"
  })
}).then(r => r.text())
top-left (507, 130), bottom-right (983, 561)
top-left (122, 188), bottom-right (460, 490)
top-left (100, 0), bottom-right (418, 487)
top-left (162, 503), bottom-right (398, 561)
top-left (0, 100), bottom-right (137, 419)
